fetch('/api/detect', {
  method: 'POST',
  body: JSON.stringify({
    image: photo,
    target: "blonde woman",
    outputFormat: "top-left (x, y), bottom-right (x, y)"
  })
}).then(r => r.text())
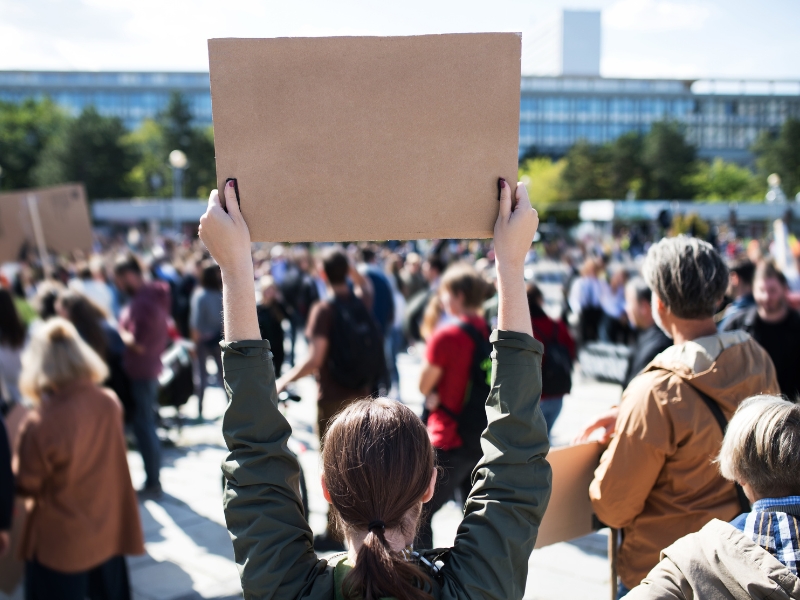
top-left (16, 318), bottom-right (144, 600)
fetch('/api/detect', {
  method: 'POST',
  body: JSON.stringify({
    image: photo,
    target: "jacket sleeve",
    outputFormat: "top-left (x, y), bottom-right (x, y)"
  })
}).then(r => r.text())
top-left (14, 413), bottom-right (49, 498)
top-left (439, 330), bottom-right (551, 600)
top-left (624, 557), bottom-right (692, 600)
top-left (589, 376), bottom-right (671, 528)
top-left (220, 340), bottom-right (333, 600)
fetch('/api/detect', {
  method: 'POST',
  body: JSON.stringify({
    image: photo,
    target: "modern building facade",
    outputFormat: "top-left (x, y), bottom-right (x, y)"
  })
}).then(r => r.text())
top-left (1, 70), bottom-right (799, 164)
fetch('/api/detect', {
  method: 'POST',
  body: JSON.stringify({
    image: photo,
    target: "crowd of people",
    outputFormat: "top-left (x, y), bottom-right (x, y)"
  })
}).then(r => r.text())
top-left (0, 179), bottom-right (798, 599)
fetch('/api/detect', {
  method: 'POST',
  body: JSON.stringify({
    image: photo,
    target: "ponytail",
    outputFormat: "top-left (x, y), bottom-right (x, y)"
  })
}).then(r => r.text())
top-left (343, 523), bottom-right (432, 600)
top-left (322, 399), bottom-right (437, 600)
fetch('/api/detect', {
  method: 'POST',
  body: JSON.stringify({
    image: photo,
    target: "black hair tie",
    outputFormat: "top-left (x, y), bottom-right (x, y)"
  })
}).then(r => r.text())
top-left (368, 520), bottom-right (386, 533)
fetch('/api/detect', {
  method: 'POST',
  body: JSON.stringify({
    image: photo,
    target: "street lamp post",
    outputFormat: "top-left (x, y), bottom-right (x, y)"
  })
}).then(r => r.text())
top-left (168, 149), bottom-right (188, 227)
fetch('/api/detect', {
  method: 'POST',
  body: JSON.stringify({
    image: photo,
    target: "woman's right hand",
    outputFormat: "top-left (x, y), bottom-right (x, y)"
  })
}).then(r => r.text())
top-left (199, 181), bottom-right (252, 278)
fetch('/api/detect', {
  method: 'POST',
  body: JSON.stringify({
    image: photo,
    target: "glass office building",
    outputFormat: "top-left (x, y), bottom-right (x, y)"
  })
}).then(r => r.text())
top-left (520, 76), bottom-right (800, 163)
top-left (1, 70), bottom-right (799, 163)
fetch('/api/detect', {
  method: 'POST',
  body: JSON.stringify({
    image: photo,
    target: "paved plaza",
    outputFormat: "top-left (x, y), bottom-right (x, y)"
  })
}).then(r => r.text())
top-left (1, 346), bottom-right (622, 600)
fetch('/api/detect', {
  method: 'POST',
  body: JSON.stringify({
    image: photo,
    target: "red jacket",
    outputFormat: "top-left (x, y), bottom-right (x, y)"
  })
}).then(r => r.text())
top-left (531, 312), bottom-right (575, 400)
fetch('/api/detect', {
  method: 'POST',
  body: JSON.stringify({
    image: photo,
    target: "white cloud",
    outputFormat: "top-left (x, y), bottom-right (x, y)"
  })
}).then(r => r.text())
top-left (605, 0), bottom-right (713, 32)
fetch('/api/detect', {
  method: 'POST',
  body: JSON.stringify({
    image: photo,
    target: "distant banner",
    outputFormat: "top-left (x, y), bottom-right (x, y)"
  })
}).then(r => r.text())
top-left (0, 184), bottom-right (92, 262)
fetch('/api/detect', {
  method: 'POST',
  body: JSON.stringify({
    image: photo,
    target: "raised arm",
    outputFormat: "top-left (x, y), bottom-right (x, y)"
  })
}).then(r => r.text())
top-left (199, 182), bottom-right (332, 598)
top-left (440, 180), bottom-right (551, 600)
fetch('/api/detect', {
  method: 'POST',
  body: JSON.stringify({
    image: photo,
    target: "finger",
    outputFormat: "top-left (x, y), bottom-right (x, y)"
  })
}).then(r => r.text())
top-left (498, 178), bottom-right (512, 218)
top-left (514, 182), bottom-right (531, 212)
top-left (208, 189), bottom-right (221, 210)
top-left (224, 179), bottom-right (242, 219)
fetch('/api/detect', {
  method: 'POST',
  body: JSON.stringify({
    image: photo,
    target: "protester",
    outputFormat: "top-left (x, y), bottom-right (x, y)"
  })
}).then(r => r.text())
top-left (275, 245), bottom-right (382, 552)
top-left (568, 257), bottom-right (603, 343)
top-left (200, 176), bottom-right (549, 600)
top-left (68, 258), bottom-right (115, 318)
top-left (399, 252), bottom-right (427, 299)
top-left (403, 255), bottom-right (446, 343)
top-left (622, 277), bottom-right (671, 388)
top-left (190, 261), bottom-right (224, 419)
top-left (56, 290), bottom-right (133, 421)
top-left (527, 282), bottom-right (575, 436)
top-left (0, 413), bottom-right (12, 558)
top-left (279, 246), bottom-right (319, 367)
top-left (115, 254), bottom-right (170, 497)
top-left (0, 289), bottom-right (26, 405)
top-left (626, 395), bottom-right (800, 598)
top-left (16, 318), bottom-right (144, 600)
top-left (416, 262), bottom-right (491, 548)
top-left (716, 258), bottom-right (755, 331)
top-left (599, 268), bottom-right (629, 344)
top-left (723, 260), bottom-right (800, 400)
top-left (577, 236), bottom-right (780, 597)
top-left (256, 275), bottom-right (287, 375)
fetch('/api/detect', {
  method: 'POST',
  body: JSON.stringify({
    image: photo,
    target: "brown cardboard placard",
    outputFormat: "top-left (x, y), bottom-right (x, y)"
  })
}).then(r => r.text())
top-left (535, 441), bottom-right (603, 548)
top-left (0, 184), bottom-right (92, 262)
top-left (208, 34), bottom-right (521, 242)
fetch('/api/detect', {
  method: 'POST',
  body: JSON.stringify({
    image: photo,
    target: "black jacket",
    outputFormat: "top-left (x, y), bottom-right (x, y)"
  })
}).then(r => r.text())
top-left (624, 325), bottom-right (672, 388)
top-left (723, 306), bottom-right (800, 400)
top-left (0, 416), bottom-right (13, 531)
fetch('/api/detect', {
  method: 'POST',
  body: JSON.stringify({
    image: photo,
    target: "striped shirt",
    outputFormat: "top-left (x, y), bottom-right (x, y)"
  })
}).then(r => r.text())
top-left (731, 496), bottom-right (800, 575)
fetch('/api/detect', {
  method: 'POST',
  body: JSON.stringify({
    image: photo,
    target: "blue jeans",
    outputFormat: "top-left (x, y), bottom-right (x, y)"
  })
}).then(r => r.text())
top-left (540, 397), bottom-right (563, 438)
top-left (131, 379), bottom-right (161, 488)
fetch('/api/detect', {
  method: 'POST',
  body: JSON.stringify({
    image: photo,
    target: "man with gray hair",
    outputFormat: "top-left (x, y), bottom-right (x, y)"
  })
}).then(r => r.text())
top-left (579, 236), bottom-right (780, 596)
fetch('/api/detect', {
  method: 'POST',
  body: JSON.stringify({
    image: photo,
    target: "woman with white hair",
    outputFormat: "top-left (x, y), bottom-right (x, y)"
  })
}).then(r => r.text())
top-left (16, 318), bottom-right (144, 600)
top-left (626, 395), bottom-right (800, 599)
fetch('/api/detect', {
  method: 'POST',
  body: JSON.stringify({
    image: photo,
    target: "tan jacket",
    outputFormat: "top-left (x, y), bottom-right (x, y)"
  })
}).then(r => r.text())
top-left (15, 380), bottom-right (144, 572)
top-left (626, 519), bottom-right (800, 599)
top-left (590, 331), bottom-right (779, 588)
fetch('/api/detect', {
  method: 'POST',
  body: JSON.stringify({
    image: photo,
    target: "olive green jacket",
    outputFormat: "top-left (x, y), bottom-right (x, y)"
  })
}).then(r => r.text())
top-left (220, 330), bottom-right (551, 600)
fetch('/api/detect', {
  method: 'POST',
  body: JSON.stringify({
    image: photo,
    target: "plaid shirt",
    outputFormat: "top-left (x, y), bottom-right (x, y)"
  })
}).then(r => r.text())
top-left (731, 496), bottom-right (800, 575)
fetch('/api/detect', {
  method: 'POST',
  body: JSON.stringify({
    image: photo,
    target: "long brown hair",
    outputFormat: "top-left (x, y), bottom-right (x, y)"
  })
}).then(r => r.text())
top-left (0, 289), bottom-right (26, 349)
top-left (57, 291), bottom-right (109, 360)
top-left (322, 398), bottom-right (435, 600)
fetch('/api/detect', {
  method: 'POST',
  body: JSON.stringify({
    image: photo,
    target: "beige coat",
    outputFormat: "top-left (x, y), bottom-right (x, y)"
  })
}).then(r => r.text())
top-left (626, 519), bottom-right (800, 599)
top-left (590, 331), bottom-right (780, 588)
top-left (15, 379), bottom-right (144, 572)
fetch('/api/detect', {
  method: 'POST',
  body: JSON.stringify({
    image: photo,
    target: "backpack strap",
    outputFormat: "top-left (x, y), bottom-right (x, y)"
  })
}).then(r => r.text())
top-left (681, 381), bottom-right (751, 515)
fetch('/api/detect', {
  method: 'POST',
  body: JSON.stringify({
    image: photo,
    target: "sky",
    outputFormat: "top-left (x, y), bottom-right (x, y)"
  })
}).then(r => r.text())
top-left (1, 0), bottom-right (798, 80)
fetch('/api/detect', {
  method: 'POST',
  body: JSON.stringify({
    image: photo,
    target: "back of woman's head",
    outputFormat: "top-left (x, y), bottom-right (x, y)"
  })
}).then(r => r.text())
top-left (19, 317), bottom-right (108, 404)
top-left (57, 290), bottom-right (108, 359)
top-left (322, 398), bottom-right (435, 600)
top-left (0, 288), bottom-right (26, 349)
top-left (440, 263), bottom-right (489, 310)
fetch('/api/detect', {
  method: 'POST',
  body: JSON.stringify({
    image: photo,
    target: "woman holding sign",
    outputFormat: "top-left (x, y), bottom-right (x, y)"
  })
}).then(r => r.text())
top-left (200, 178), bottom-right (550, 600)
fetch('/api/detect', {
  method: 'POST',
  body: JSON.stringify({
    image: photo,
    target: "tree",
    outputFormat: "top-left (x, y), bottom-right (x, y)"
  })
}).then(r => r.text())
top-left (641, 121), bottom-right (696, 199)
top-left (754, 118), bottom-right (800, 199)
top-left (561, 140), bottom-right (611, 200)
top-left (518, 157), bottom-right (568, 213)
top-left (607, 132), bottom-right (647, 199)
top-left (688, 158), bottom-right (764, 201)
top-left (0, 98), bottom-right (65, 191)
top-left (158, 93), bottom-right (216, 199)
top-left (33, 106), bottom-right (135, 199)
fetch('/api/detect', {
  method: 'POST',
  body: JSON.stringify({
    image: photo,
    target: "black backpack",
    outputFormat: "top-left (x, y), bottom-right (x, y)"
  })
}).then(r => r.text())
top-left (327, 295), bottom-right (386, 391)
top-left (539, 319), bottom-right (573, 397)
top-left (438, 322), bottom-right (492, 454)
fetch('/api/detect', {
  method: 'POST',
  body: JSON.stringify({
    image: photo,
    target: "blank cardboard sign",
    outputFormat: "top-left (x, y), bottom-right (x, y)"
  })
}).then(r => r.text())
top-left (208, 34), bottom-right (521, 242)
top-left (0, 184), bottom-right (92, 262)
top-left (535, 442), bottom-right (603, 548)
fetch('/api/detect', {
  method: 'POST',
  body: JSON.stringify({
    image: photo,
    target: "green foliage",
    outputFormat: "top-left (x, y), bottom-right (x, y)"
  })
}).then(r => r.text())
top-left (688, 158), bottom-right (764, 201)
top-left (671, 212), bottom-right (710, 238)
top-left (640, 121), bottom-right (696, 199)
top-left (561, 141), bottom-right (611, 200)
top-left (33, 106), bottom-right (135, 199)
top-left (518, 157), bottom-right (567, 211)
top-left (754, 118), bottom-right (800, 199)
top-left (607, 132), bottom-right (646, 199)
top-left (0, 98), bottom-right (66, 191)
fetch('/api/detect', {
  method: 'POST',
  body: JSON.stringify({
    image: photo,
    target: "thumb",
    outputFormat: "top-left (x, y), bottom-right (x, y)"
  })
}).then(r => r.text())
top-left (498, 178), bottom-right (512, 219)
top-left (223, 179), bottom-right (242, 219)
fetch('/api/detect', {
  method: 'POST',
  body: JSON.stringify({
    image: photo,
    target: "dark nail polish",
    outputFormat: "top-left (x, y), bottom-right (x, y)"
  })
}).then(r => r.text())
top-left (226, 179), bottom-right (236, 188)
top-left (499, 178), bottom-right (506, 189)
